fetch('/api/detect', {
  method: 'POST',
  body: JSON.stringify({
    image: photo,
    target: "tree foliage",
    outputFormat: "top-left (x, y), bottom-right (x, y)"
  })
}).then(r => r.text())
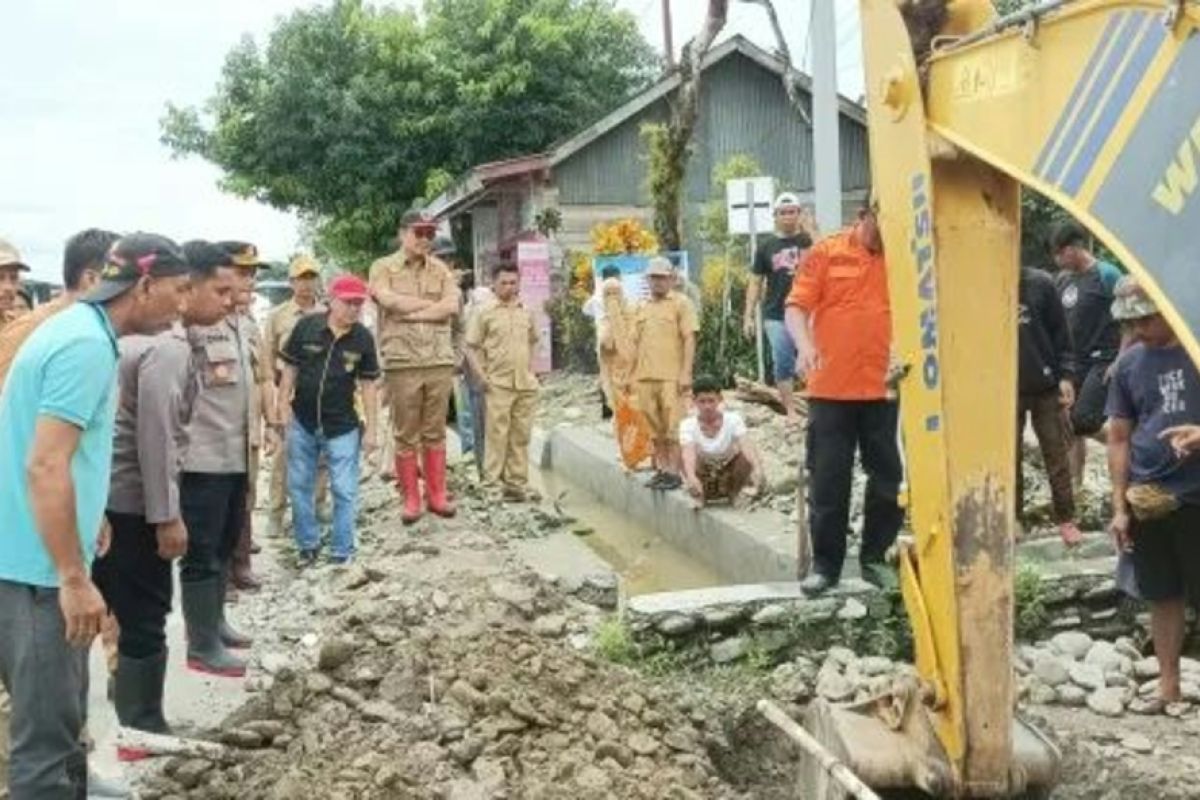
top-left (161, 0), bottom-right (658, 265)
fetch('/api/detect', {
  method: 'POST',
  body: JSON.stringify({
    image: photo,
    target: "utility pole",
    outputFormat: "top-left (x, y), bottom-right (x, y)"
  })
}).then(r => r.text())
top-left (662, 0), bottom-right (675, 68)
top-left (811, 0), bottom-right (842, 234)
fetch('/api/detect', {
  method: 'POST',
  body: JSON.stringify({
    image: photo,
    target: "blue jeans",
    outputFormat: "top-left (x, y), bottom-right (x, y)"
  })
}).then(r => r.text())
top-left (287, 421), bottom-right (361, 559)
top-left (455, 377), bottom-right (475, 454)
top-left (763, 318), bottom-right (797, 383)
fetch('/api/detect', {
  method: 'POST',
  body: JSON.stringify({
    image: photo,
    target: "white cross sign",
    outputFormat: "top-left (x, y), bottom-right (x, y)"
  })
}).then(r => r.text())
top-left (726, 176), bottom-right (776, 235)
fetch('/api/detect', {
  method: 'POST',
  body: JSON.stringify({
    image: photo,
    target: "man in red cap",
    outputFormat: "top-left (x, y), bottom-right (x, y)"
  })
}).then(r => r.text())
top-left (276, 274), bottom-right (379, 564)
top-left (369, 210), bottom-right (460, 524)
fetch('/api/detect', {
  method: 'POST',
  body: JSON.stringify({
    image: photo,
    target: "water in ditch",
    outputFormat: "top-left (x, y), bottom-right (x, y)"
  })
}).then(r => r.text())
top-left (529, 467), bottom-right (723, 596)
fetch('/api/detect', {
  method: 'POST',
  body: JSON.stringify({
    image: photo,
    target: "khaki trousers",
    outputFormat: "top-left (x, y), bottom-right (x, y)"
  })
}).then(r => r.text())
top-left (484, 385), bottom-right (538, 489)
top-left (387, 366), bottom-right (454, 455)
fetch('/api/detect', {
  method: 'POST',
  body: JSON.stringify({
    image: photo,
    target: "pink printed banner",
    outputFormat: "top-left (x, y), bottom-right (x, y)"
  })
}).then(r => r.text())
top-left (517, 240), bottom-right (553, 373)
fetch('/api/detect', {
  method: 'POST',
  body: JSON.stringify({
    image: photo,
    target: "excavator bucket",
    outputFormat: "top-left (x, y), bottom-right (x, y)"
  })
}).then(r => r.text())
top-left (781, 0), bottom-right (1200, 797)
top-left (796, 696), bottom-right (1060, 799)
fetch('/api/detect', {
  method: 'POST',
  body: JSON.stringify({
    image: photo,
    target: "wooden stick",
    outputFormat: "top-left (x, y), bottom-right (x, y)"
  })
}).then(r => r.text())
top-left (756, 699), bottom-right (883, 800)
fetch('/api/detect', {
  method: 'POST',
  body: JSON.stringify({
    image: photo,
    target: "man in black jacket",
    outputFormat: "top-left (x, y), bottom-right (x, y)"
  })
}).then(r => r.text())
top-left (1019, 266), bottom-right (1082, 545)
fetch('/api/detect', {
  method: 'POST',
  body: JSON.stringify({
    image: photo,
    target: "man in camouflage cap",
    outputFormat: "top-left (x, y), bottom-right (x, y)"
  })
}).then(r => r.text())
top-left (1107, 275), bottom-right (1200, 708)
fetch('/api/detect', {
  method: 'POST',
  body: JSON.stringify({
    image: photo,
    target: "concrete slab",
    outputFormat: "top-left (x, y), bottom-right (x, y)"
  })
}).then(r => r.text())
top-left (543, 425), bottom-right (799, 585)
top-left (627, 578), bottom-right (876, 616)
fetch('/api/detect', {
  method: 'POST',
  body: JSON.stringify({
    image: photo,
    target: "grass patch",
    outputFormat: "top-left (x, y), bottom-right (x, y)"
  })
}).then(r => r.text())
top-left (1015, 561), bottom-right (1049, 639)
top-left (593, 616), bottom-right (638, 664)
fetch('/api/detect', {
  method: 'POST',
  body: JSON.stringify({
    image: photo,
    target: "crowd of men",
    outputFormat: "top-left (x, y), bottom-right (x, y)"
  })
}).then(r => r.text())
top-left (1, 195), bottom-right (1199, 797)
top-left (0, 212), bottom-right (565, 798)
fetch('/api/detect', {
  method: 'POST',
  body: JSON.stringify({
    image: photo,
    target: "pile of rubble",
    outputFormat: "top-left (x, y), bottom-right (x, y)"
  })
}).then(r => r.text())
top-left (134, 482), bottom-right (751, 800)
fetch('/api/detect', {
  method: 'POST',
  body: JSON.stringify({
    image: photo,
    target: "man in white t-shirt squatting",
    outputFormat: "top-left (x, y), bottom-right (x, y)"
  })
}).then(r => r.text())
top-left (679, 375), bottom-right (765, 507)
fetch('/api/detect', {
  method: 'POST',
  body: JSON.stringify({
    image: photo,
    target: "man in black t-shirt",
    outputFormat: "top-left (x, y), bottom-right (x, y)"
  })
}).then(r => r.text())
top-left (743, 192), bottom-right (813, 423)
top-left (276, 274), bottom-right (380, 566)
top-left (1051, 222), bottom-right (1125, 486)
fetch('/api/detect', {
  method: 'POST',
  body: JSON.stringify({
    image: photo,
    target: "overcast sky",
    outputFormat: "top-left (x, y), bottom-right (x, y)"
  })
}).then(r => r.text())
top-left (0, 1), bottom-right (864, 283)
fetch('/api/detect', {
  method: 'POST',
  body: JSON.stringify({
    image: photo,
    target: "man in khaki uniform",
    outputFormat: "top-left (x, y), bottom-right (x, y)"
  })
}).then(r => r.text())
top-left (261, 254), bottom-right (326, 536)
top-left (465, 263), bottom-right (539, 501)
top-left (369, 210), bottom-right (460, 524)
top-left (629, 256), bottom-right (698, 491)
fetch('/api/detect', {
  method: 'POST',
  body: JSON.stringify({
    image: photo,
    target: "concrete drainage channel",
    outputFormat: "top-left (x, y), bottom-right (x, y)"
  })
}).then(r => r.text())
top-left (522, 423), bottom-right (1143, 671)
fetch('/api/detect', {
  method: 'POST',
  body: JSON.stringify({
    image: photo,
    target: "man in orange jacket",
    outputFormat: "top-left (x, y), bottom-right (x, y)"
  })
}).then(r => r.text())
top-left (785, 203), bottom-right (902, 596)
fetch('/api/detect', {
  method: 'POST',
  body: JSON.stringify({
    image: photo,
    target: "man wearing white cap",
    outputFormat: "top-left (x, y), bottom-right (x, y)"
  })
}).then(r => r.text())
top-left (0, 237), bottom-right (32, 328)
top-left (743, 193), bottom-right (812, 423)
top-left (629, 256), bottom-right (698, 490)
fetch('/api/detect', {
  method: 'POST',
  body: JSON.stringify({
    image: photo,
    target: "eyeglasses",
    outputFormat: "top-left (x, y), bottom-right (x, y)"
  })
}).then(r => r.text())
top-left (412, 227), bottom-right (437, 240)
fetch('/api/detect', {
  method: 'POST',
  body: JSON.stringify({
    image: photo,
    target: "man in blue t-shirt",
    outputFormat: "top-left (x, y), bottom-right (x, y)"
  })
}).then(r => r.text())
top-left (1106, 276), bottom-right (1200, 707)
top-left (0, 233), bottom-right (189, 799)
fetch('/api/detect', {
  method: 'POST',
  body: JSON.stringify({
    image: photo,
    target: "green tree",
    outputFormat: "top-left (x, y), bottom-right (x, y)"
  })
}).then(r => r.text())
top-left (162, 0), bottom-right (657, 265)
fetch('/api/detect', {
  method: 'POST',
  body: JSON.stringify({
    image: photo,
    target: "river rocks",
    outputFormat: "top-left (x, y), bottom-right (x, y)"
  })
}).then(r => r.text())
top-left (1087, 687), bottom-right (1129, 717)
top-left (1051, 631), bottom-right (1094, 660)
top-left (1134, 657), bottom-right (1161, 680)
top-left (710, 637), bottom-right (748, 665)
top-left (1028, 681), bottom-right (1059, 706)
top-left (837, 598), bottom-right (868, 621)
top-left (657, 614), bottom-right (697, 636)
top-left (701, 606), bottom-right (748, 630)
top-left (1085, 641), bottom-right (1132, 674)
top-left (752, 604), bottom-right (790, 626)
top-left (858, 656), bottom-right (894, 677)
top-left (1034, 655), bottom-right (1071, 687)
top-left (1069, 662), bottom-right (1107, 692)
top-left (1057, 685), bottom-right (1088, 706)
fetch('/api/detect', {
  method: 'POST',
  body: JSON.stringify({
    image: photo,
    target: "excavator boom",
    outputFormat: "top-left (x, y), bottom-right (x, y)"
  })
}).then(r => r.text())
top-left (791, 2), bottom-right (1200, 797)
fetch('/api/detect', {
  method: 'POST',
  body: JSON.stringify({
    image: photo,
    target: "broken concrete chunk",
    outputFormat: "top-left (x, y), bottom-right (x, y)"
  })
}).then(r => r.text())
top-left (317, 636), bottom-right (357, 672)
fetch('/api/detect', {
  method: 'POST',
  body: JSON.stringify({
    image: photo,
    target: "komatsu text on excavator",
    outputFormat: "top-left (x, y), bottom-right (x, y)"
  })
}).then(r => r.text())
top-left (764, 1), bottom-right (1200, 798)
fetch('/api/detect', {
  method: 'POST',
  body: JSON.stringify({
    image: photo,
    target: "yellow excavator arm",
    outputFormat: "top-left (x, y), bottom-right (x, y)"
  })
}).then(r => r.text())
top-left (797, 2), bottom-right (1200, 798)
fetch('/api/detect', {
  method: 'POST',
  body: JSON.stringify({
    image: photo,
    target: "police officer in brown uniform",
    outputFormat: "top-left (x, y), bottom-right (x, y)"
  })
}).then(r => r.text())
top-left (369, 211), bottom-right (460, 524)
top-left (221, 242), bottom-right (270, 593)
top-left (465, 263), bottom-right (540, 501)
top-left (179, 242), bottom-right (261, 677)
top-left (261, 254), bottom-right (326, 537)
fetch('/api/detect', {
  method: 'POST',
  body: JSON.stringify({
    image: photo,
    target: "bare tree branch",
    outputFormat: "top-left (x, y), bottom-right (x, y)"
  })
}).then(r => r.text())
top-left (647, 0), bottom-right (729, 251)
top-left (739, 0), bottom-right (812, 125)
